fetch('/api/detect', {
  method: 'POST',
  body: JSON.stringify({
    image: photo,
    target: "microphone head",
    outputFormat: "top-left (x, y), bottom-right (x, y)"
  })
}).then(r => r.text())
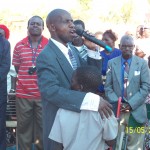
top-left (75, 27), bottom-right (84, 36)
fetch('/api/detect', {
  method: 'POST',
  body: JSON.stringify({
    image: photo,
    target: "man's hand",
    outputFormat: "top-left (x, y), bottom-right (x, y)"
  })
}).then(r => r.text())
top-left (82, 30), bottom-right (97, 50)
top-left (98, 97), bottom-right (112, 119)
top-left (120, 103), bottom-right (132, 112)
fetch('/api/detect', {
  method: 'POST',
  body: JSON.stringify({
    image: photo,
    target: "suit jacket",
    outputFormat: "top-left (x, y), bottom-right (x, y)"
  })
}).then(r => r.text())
top-left (105, 55), bottom-right (150, 124)
top-left (0, 36), bottom-right (10, 149)
top-left (0, 36), bottom-right (10, 102)
top-left (36, 40), bottom-right (102, 150)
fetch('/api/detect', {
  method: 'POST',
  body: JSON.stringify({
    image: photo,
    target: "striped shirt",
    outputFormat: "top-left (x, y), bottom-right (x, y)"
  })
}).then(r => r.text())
top-left (70, 43), bottom-right (88, 60)
top-left (12, 36), bottom-right (48, 99)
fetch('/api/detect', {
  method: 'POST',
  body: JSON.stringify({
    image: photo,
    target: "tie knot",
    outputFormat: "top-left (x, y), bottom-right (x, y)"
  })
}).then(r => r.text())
top-left (124, 61), bottom-right (128, 66)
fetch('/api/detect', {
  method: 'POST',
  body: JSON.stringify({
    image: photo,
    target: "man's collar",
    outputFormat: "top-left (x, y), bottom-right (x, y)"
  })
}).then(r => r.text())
top-left (121, 56), bottom-right (132, 65)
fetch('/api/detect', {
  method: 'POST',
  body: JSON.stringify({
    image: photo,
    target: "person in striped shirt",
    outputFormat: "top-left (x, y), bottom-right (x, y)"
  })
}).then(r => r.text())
top-left (71, 19), bottom-right (99, 60)
top-left (12, 16), bottom-right (48, 150)
top-left (70, 20), bottom-right (88, 60)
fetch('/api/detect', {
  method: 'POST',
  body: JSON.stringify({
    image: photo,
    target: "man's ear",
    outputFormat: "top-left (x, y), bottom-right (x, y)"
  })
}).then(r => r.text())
top-left (47, 24), bottom-right (55, 32)
top-left (118, 44), bottom-right (121, 49)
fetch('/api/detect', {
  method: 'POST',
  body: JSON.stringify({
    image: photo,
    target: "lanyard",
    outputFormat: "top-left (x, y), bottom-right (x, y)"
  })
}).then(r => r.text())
top-left (28, 37), bottom-right (42, 66)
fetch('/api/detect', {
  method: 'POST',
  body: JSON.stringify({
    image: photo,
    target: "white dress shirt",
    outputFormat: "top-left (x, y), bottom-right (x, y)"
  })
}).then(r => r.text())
top-left (49, 108), bottom-right (118, 150)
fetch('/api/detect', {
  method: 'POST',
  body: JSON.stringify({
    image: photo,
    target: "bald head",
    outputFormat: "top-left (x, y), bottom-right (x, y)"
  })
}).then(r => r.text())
top-left (46, 9), bottom-right (70, 25)
top-left (46, 9), bottom-right (75, 46)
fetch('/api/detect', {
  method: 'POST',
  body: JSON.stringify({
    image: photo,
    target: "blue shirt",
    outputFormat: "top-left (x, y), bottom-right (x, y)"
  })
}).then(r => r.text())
top-left (121, 57), bottom-right (132, 101)
top-left (100, 48), bottom-right (122, 76)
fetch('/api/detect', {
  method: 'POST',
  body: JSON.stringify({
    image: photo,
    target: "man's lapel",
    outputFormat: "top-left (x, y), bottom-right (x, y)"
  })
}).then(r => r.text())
top-left (113, 56), bottom-right (122, 88)
top-left (48, 40), bottom-right (73, 83)
top-left (128, 56), bottom-right (139, 81)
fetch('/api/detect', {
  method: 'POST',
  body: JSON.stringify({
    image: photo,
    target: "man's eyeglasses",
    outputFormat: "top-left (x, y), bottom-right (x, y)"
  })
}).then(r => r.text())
top-left (120, 45), bottom-right (135, 49)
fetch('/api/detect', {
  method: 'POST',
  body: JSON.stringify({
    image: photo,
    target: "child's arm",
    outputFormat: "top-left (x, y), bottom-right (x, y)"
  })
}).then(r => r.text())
top-left (102, 113), bottom-right (118, 148)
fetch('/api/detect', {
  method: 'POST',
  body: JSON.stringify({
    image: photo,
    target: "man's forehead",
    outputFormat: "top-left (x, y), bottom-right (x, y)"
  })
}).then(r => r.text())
top-left (121, 40), bottom-right (134, 45)
top-left (120, 36), bottom-right (134, 44)
top-left (30, 17), bottom-right (42, 23)
top-left (61, 12), bottom-right (72, 20)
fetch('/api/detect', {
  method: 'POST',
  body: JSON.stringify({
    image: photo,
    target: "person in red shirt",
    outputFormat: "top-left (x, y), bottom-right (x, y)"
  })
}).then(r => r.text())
top-left (12, 16), bottom-right (48, 150)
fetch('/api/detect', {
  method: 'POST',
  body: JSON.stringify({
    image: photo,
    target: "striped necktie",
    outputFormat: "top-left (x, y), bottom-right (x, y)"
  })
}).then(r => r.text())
top-left (124, 61), bottom-right (129, 98)
top-left (68, 49), bottom-right (78, 70)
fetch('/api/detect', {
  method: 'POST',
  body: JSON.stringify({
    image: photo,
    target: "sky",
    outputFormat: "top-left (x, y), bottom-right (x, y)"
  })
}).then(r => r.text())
top-left (1, 0), bottom-right (150, 21)
top-left (1, 0), bottom-right (79, 14)
top-left (2, 0), bottom-right (150, 47)
top-left (0, 0), bottom-right (79, 49)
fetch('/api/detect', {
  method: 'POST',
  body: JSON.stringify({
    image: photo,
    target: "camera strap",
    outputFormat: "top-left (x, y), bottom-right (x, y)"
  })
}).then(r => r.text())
top-left (28, 36), bottom-right (42, 67)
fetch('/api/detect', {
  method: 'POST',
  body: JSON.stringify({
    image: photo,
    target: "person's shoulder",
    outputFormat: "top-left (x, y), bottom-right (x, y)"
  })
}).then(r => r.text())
top-left (14, 36), bottom-right (28, 48)
top-left (133, 55), bottom-right (144, 61)
top-left (133, 55), bottom-right (147, 65)
top-left (0, 36), bottom-right (9, 44)
top-left (114, 48), bottom-right (121, 52)
top-left (0, 36), bottom-right (10, 50)
top-left (113, 48), bottom-right (122, 55)
top-left (41, 35), bottom-right (49, 45)
top-left (3, 39), bottom-right (10, 47)
top-left (109, 55), bottom-right (121, 63)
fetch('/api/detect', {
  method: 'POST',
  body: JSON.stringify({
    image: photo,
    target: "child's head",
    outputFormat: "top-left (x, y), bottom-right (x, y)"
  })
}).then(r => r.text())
top-left (71, 66), bottom-right (102, 93)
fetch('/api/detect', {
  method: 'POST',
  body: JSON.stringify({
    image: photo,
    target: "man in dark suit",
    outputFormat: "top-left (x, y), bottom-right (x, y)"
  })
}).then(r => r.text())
top-left (0, 25), bottom-right (10, 150)
top-left (36, 9), bottom-right (112, 150)
top-left (105, 35), bottom-right (150, 149)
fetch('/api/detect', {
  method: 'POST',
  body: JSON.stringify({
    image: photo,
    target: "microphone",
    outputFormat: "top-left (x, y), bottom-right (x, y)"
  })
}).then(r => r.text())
top-left (75, 28), bottom-right (112, 52)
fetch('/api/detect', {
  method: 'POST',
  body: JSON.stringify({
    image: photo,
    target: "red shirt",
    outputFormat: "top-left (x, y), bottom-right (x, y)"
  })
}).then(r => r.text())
top-left (12, 36), bottom-right (48, 99)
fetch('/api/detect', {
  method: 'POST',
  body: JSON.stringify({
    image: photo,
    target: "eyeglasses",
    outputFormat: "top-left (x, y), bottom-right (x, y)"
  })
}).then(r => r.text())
top-left (121, 45), bottom-right (134, 49)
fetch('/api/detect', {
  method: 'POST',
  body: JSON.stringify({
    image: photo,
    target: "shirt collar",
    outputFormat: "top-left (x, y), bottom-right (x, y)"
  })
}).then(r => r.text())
top-left (74, 44), bottom-right (87, 52)
top-left (121, 56), bottom-right (132, 66)
top-left (21, 36), bottom-right (47, 48)
top-left (51, 38), bottom-right (69, 56)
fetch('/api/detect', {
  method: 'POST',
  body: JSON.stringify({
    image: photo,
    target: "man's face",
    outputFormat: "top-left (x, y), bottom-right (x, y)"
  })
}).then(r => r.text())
top-left (119, 39), bottom-right (135, 59)
top-left (72, 24), bottom-right (84, 46)
top-left (0, 28), bottom-right (5, 38)
top-left (50, 12), bottom-right (76, 45)
top-left (102, 34), bottom-right (114, 48)
top-left (28, 17), bottom-right (44, 36)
